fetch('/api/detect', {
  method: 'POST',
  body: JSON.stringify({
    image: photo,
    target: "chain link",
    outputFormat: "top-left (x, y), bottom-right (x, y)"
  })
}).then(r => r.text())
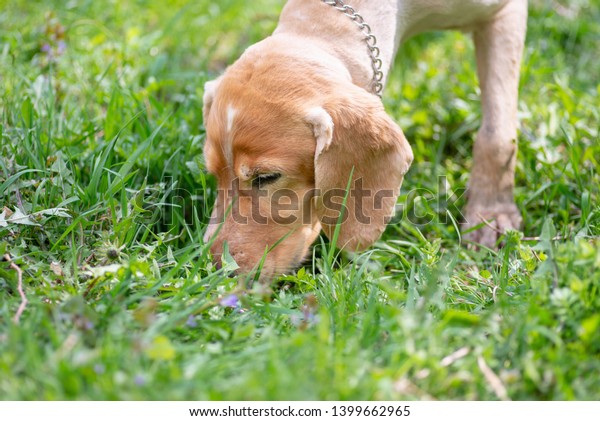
top-left (321, 0), bottom-right (384, 96)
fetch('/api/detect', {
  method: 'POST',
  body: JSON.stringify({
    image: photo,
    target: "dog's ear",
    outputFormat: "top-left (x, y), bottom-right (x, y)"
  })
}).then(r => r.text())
top-left (203, 77), bottom-right (222, 123)
top-left (305, 85), bottom-right (413, 251)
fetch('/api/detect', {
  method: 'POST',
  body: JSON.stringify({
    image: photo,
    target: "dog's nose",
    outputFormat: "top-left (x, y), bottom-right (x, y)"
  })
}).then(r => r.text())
top-left (208, 238), bottom-right (223, 271)
top-left (212, 253), bottom-right (245, 276)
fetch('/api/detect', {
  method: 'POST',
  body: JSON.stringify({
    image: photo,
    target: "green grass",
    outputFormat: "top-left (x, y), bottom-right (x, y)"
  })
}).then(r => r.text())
top-left (1, 0), bottom-right (599, 400)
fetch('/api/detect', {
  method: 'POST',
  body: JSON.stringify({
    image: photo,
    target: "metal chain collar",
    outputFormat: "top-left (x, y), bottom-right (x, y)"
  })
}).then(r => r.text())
top-left (320, 0), bottom-right (384, 97)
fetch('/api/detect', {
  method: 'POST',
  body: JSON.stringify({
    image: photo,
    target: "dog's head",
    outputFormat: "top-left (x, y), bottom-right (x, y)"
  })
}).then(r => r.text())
top-left (202, 39), bottom-right (413, 280)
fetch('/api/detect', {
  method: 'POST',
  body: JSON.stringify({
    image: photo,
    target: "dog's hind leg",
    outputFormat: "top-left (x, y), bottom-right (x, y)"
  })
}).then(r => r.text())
top-left (463, 0), bottom-right (528, 248)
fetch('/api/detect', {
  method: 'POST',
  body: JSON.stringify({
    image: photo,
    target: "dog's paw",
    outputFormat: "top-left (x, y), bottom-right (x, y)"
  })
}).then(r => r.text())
top-left (462, 202), bottom-right (522, 248)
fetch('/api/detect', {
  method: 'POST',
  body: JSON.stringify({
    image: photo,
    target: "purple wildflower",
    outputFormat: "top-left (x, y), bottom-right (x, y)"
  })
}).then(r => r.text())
top-left (220, 294), bottom-right (239, 308)
top-left (134, 374), bottom-right (146, 386)
top-left (186, 315), bottom-right (197, 328)
top-left (94, 364), bottom-right (105, 375)
top-left (291, 294), bottom-right (319, 329)
top-left (57, 40), bottom-right (66, 54)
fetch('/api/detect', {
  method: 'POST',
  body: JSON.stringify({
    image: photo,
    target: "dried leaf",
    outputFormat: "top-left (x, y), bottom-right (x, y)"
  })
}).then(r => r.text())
top-left (8, 208), bottom-right (40, 226)
top-left (0, 208), bottom-right (7, 228)
top-left (39, 208), bottom-right (71, 218)
top-left (50, 261), bottom-right (63, 276)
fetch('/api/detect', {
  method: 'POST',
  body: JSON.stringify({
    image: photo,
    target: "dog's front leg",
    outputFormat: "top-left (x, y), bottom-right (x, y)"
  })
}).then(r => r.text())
top-left (464, 0), bottom-right (528, 247)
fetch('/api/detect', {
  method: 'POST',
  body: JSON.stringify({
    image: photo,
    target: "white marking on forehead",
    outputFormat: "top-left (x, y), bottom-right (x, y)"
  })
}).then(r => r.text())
top-left (223, 105), bottom-right (238, 164)
top-left (226, 106), bottom-right (237, 134)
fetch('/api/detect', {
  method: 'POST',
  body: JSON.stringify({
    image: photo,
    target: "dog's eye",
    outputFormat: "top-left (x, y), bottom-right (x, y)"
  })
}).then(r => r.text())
top-left (252, 173), bottom-right (281, 189)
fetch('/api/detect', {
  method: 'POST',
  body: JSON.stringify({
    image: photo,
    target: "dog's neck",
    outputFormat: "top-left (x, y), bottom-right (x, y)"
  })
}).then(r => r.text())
top-left (274, 0), bottom-right (402, 94)
top-left (272, 0), bottom-right (514, 95)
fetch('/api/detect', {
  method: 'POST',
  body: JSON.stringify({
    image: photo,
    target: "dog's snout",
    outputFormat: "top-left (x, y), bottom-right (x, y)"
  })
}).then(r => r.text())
top-left (209, 239), bottom-right (245, 272)
top-left (207, 236), bottom-right (223, 270)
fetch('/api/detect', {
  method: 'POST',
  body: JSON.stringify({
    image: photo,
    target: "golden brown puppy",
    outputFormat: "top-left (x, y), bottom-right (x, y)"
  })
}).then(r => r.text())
top-left (202, 0), bottom-right (527, 280)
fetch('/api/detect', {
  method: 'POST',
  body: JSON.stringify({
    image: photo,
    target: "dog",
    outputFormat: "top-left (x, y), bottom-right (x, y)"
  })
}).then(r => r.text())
top-left (202, 0), bottom-right (527, 280)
